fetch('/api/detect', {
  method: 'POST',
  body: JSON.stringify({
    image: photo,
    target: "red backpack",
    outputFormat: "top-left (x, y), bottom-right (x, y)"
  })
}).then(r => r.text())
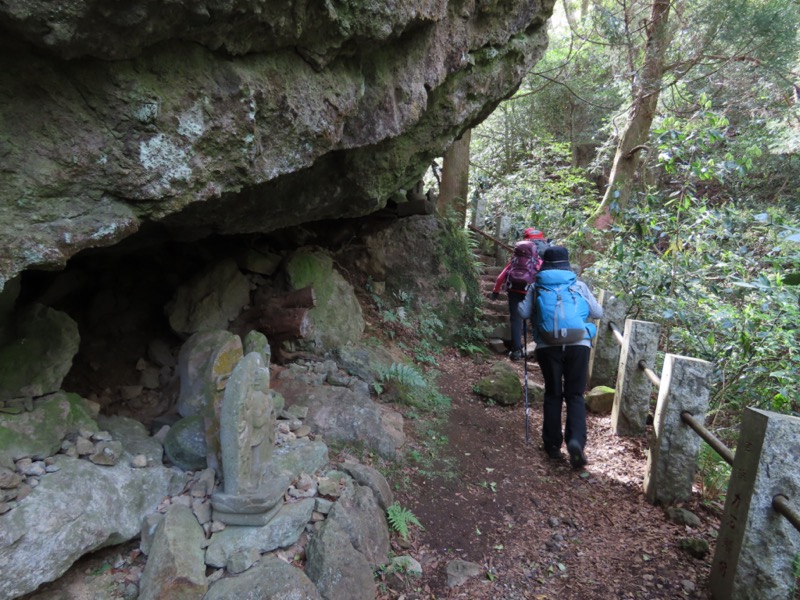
top-left (506, 240), bottom-right (540, 292)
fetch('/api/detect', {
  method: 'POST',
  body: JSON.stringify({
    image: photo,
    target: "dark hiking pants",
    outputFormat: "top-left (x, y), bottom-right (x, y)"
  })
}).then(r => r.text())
top-left (535, 344), bottom-right (590, 451)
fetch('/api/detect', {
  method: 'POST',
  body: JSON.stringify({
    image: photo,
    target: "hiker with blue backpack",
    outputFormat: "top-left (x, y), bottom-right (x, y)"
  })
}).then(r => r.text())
top-left (490, 228), bottom-right (548, 361)
top-left (519, 246), bottom-right (603, 469)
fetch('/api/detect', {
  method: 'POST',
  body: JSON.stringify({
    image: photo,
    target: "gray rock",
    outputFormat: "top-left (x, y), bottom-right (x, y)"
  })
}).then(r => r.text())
top-left (147, 339), bottom-right (177, 368)
top-left (474, 361), bottom-right (522, 406)
top-left (176, 330), bottom-right (243, 419)
top-left (339, 461), bottom-right (394, 510)
top-left (0, 455), bottom-right (183, 599)
top-left (679, 537), bottom-right (709, 559)
top-left (205, 554), bottom-right (322, 600)
top-left (446, 559), bottom-right (484, 588)
top-left (0, 392), bottom-right (97, 468)
top-left (97, 415), bottom-right (164, 465)
top-left (305, 519), bottom-right (375, 600)
top-left (666, 507), bottom-right (701, 528)
top-left (166, 259), bottom-right (251, 336)
top-left (163, 415), bottom-right (207, 472)
top-left (284, 249), bottom-right (365, 351)
top-left (226, 547), bottom-right (261, 574)
top-left (270, 439), bottom-right (329, 480)
top-left (585, 385), bottom-right (615, 414)
top-left (88, 440), bottom-right (124, 466)
top-left (0, 304), bottom-right (79, 401)
top-left (205, 498), bottom-right (315, 568)
top-left (138, 504), bottom-right (208, 600)
top-left (271, 375), bottom-right (404, 460)
top-left (327, 484), bottom-right (390, 567)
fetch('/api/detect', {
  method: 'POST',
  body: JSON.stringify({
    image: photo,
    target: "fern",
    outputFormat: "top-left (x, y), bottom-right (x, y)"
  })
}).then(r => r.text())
top-left (386, 502), bottom-right (424, 540)
top-left (697, 441), bottom-right (731, 506)
top-left (379, 363), bottom-right (426, 388)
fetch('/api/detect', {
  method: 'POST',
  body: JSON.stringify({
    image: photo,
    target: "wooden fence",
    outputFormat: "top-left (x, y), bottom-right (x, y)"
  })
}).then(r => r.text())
top-left (590, 291), bottom-right (800, 600)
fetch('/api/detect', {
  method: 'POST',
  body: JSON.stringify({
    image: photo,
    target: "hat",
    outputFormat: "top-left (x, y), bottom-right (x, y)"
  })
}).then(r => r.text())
top-left (523, 228), bottom-right (544, 240)
top-left (540, 246), bottom-right (571, 271)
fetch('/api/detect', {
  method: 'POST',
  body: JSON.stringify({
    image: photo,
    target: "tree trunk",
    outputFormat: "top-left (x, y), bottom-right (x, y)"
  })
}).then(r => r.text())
top-left (437, 129), bottom-right (472, 222)
top-left (230, 286), bottom-right (316, 341)
top-left (590, 0), bottom-right (672, 228)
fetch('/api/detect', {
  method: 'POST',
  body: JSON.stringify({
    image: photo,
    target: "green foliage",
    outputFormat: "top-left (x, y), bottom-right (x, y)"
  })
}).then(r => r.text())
top-left (378, 363), bottom-right (427, 389)
top-left (588, 195), bottom-right (800, 420)
top-left (696, 442), bottom-right (732, 507)
top-left (386, 502), bottom-right (424, 540)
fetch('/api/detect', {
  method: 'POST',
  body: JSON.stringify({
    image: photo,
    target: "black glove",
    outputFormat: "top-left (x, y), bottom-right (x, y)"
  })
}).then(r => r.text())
top-left (490, 292), bottom-right (499, 301)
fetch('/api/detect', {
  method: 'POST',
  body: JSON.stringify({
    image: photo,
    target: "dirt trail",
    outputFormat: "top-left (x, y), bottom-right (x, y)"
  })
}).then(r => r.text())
top-left (385, 353), bottom-right (718, 600)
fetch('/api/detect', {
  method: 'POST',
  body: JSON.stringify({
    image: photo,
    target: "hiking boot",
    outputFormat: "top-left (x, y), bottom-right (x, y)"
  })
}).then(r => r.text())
top-left (567, 439), bottom-right (587, 469)
top-left (543, 446), bottom-right (561, 460)
top-left (509, 350), bottom-right (522, 361)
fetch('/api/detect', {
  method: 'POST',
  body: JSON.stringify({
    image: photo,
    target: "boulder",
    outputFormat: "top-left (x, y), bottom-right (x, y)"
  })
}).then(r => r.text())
top-left (138, 504), bottom-right (208, 600)
top-left (585, 385), bottom-right (615, 414)
top-left (0, 0), bottom-right (556, 292)
top-left (0, 392), bottom-right (97, 468)
top-left (0, 304), bottom-right (79, 401)
top-left (474, 362), bottom-right (522, 406)
top-left (326, 483), bottom-right (390, 567)
top-left (165, 259), bottom-right (251, 337)
top-left (0, 455), bottom-right (183, 599)
top-left (205, 498), bottom-right (315, 568)
top-left (205, 554), bottom-right (322, 600)
top-left (163, 415), bottom-right (207, 471)
top-left (305, 519), bottom-right (376, 600)
top-left (284, 248), bottom-right (364, 352)
top-left (271, 376), bottom-right (404, 460)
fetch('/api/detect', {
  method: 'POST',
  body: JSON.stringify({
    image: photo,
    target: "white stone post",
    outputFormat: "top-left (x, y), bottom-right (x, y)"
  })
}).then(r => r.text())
top-left (495, 214), bottom-right (511, 264)
top-left (643, 354), bottom-right (713, 505)
top-left (588, 290), bottom-right (627, 389)
top-left (611, 319), bottom-right (660, 436)
top-left (709, 408), bottom-right (800, 600)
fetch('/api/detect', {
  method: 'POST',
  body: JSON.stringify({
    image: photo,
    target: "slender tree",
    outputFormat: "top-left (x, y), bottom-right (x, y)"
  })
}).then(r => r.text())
top-left (437, 130), bottom-right (472, 221)
top-left (589, 0), bottom-right (673, 227)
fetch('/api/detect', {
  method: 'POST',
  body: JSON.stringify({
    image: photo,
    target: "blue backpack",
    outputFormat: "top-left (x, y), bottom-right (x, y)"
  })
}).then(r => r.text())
top-left (532, 270), bottom-right (597, 344)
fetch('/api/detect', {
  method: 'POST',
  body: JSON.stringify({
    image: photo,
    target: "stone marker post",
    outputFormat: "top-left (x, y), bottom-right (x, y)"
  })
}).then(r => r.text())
top-left (588, 290), bottom-right (627, 389)
top-left (611, 319), bottom-right (660, 436)
top-left (495, 214), bottom-right (512, 264)
top-left (643, 354), bottom-right (712, 505)
top-left (709, 408), bottom-right (800, 600)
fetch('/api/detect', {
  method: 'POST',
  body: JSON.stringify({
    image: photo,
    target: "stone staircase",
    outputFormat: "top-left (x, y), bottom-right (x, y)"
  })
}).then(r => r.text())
top-left (475, 254), bottom-right (513, 356)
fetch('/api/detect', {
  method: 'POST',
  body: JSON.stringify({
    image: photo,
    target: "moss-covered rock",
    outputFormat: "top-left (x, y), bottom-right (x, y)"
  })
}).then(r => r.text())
top-left (585, 385), bottom-right (616, 414)
top-left (0, 304), bottom-right (80, 401)
top-left (0, 392), bottom-right (97, 468)
top-left (474, 362), bottom-right (522, 406)
top-left (285, 248), bottom-right (364, 351)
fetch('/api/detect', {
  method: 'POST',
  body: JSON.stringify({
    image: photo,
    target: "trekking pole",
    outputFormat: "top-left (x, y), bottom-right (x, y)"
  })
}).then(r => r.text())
top-left (523, 320), bottom-right (530, 446)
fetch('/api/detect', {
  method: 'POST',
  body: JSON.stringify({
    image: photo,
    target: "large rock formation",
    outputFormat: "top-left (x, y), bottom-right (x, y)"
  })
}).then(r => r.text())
top-left (0, 0), bottom-right (555, 291)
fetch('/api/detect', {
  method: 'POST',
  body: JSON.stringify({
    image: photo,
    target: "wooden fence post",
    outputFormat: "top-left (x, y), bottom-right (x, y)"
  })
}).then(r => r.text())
top-left (643, 354), bottom-right (712, 505)
top-left (709, 408), bottom-right (800, 600)
top-left (611, 319), bottom-right (659, 436)
top-left (588, 290), bottom-right (627, 389)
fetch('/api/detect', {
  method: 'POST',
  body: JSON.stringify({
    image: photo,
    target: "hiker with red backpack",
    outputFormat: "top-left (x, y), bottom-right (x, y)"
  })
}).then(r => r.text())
top-left (518, 246), bottom-right (603, 469)
top-left (490, 228), bottom-right (547, 361)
